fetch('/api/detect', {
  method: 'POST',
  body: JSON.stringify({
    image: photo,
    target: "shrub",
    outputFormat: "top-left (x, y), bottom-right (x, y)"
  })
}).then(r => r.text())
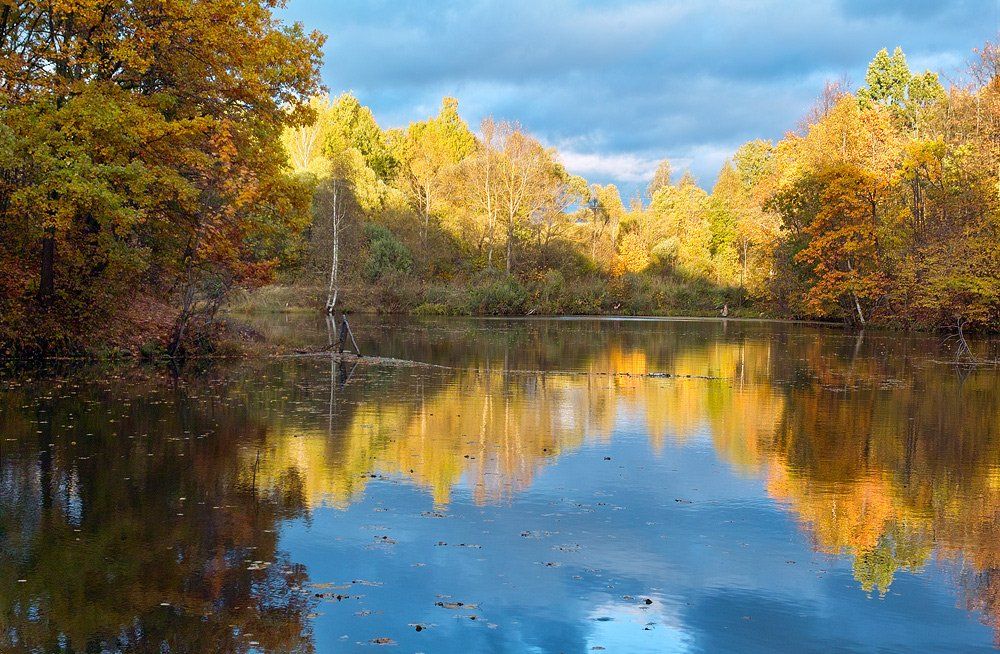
top-left (363, 224), bottom-right (413, 283)
top-left (370, 269), bottom-right (420, 313)
top-left (466, 276), bottom-right (529, 315)
top-left (536, 269), bottom-right (566, 313)
top-left (413, 302), bottom-right (448, 316)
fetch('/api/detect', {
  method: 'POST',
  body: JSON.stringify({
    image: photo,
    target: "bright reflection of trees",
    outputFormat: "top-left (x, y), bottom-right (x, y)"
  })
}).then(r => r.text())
top-left (248, 329), bottom-right (1000, 639)
top-left (2, 321), bottom-right (999, 645)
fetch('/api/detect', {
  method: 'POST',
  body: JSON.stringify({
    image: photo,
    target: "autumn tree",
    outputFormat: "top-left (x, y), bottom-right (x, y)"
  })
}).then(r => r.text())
top-left (531, 169), bottom-right (587, 259)
top-left (764, 173), bottom-right (824, 315)
top-left (494, 123), bottom-right (565, 274)
top-left (647, 159), bottom-right (673, 199)
top-left (646, 172), bottom-right (714, 278)
top-left (794, 165), bottom-right (890, 325)
top-left (392, 97), bottom-right (476, 240)
top-left (709, 141), bottom-right (780, 291)
top-left (707, 164), bottom-right (743, 283)
top-left (451, 118), bottom-right (502, 267)
top-left (901, 43), bottom-right (1000, 328)
top-left (798, 77), bottom-right (851, 132)
top-left (284, 94), bottom-right (336, 175)
top-left (585, 184), bottom-right (626, 269)
top-left (0, 0), bottom-right (324, 354)
top-left (448, 119), bottom-right (567, 274)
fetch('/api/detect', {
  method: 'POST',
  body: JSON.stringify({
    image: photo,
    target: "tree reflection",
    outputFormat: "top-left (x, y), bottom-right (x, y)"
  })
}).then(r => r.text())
top-left (256, 320), bottom-right (997, 638)
top-left (0, 371), bottom-right (316, 653)
top-left (2, 319), bottom-right (999, 646)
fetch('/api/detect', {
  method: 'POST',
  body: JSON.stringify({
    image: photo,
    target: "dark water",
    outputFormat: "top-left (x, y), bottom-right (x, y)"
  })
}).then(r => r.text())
top-left (2, 317), bottom-right (1000, 653)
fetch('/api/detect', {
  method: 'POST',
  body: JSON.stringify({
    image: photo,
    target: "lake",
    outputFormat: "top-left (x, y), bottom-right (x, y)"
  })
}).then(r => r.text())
top-left (2, 316), bottom-right (999, 653)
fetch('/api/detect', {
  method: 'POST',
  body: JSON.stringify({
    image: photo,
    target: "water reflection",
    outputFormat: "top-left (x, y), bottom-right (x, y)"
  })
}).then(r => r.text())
top-left (0, 371), bottom-right (317, 652)
top-left (1, 318), bottom-right (999, 652)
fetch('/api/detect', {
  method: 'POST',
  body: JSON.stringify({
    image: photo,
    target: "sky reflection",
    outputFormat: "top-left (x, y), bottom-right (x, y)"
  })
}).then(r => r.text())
top-left (1, 318), bottom-right (998, 652)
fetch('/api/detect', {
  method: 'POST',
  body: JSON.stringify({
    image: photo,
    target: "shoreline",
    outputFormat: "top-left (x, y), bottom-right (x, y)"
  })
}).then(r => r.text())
top-left (225, 307), bottom-right (927, 334)
top-left (3, 312), bottom-right (996, 369)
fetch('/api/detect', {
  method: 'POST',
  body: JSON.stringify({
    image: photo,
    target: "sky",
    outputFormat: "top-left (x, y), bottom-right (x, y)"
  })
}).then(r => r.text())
top-left (278, 0), bottom-right (997, 197)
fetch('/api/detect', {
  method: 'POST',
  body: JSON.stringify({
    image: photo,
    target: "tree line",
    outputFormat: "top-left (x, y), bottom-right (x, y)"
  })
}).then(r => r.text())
top-left (283, 43), bottom-right (999, 331)
top-left (1, 3), bottom-right (997, 358)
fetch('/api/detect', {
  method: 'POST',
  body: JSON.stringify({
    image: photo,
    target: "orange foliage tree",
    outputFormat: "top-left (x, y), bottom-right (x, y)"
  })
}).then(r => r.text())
top-left (0, 0), bottom-right (324, 355)
top-left (795, 165), bottom-right (892, 325)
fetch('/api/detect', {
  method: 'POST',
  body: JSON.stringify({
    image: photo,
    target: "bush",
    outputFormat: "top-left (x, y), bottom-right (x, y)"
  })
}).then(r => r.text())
top-left (369, 269), bottom-right (420, 314)
top-left (413, 302), bottom-right (448, 316)
top-left (535, 269), bottom-right (567, 313)
top-left (363, 224), bottom-right (413, 283)
top-left (465, 276), bottom-right (529, 315)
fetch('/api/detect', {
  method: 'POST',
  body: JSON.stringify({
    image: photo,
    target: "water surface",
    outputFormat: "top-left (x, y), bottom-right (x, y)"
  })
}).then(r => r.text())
top-left (2, 317), bottom-right (999, 652)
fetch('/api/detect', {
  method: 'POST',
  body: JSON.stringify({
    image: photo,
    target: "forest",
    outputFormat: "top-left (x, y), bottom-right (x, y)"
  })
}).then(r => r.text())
top-left (277, 45), bottom-right (999, 334)
top-left (1, 0), bottom-right (998, 357)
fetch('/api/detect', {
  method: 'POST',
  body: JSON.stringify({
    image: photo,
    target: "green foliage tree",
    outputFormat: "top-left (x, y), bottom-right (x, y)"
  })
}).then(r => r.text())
top-left (857, 46), bottom-right (945, 132)
top-left (326, 93), bottom-right (398, 182)
top-left (362, 223), bottom-right (413, 282)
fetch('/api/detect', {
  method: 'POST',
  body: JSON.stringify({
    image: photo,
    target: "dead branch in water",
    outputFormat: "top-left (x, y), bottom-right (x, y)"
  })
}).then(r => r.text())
top-left (283, 350), bottom-right (723, 379)
top-left (938, 317), bottom-right (1000, 367)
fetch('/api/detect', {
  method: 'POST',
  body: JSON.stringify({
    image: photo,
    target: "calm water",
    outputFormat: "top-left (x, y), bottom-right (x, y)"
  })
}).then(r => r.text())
top-left (2, 317), bottom-right (1000, 653)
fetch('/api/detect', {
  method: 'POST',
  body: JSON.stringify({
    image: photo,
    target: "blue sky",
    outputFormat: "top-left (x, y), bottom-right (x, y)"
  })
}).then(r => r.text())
top-left (278, 0), bottom-right (997, 197)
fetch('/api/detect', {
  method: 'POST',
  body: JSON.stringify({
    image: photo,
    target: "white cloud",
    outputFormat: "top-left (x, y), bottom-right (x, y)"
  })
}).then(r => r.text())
top-left (281, 0), bottom-right (994, 190)
top-left (557, 150), bottom-right (662, 184)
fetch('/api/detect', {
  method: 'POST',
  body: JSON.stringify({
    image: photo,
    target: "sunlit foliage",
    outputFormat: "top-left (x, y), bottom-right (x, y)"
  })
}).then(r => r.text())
top-left (0, 0), bottom-right (324, 355)
top-left (284, 42), bottom-right (998, 330)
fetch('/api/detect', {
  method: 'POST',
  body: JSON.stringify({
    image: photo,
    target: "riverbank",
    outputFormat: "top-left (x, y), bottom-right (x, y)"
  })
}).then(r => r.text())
top-left (225, 276), bottom-right (757, 320)
top-left (4, 312), bottom-right (1000, 377)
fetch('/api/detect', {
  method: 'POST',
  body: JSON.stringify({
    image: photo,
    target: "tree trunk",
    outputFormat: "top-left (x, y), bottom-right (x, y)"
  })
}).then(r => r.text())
top-left (168, 286), bottom-right (195, 358)
top-left (845, 258), bottom-right (866, 326)
top-left (870, 197), bottom-right (882, 257)
top-left (741, 239), bottom-right (748, 289)
top-left (506, 217), bottom-right (514, 274)
top-left (851, 291), bottom-right (866, 326)
top-left (325, 184), bottom-right (340, 314)
top-left (38, 229), bottom-right (55, 305)
top-left (485, 152), bottom-right (494, 269)
top-left (423, 183), bottom-right (431, 242)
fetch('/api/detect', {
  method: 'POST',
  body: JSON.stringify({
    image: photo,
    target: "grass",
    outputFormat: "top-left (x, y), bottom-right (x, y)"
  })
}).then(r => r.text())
top-left (225, 285), bottom-right (326, 314)
top-left (227, 271), bottom-right (755, 319)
